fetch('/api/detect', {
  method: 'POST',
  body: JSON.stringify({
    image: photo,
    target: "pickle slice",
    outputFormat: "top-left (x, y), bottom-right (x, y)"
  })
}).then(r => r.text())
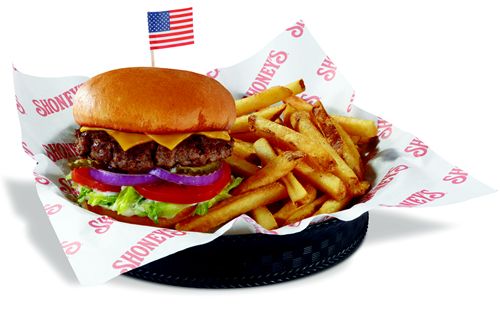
top-left (68, 158), bottom-right (101, 169)
top-left (175, 161), bottom-right (221, 175)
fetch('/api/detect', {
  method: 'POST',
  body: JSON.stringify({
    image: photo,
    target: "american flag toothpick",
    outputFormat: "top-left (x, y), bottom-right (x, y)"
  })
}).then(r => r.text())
top-left (147, 7), bottom-right (194, 67)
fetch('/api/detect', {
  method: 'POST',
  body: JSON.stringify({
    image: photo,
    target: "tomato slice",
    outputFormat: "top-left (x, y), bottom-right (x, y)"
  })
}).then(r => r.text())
top-left (72, 167), bottom-right (121, 192)
top-left (134, 162), bottom-right (232, 204)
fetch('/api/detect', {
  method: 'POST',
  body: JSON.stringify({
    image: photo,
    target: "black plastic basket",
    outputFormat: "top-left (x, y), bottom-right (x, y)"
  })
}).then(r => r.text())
top-left (125, 212), bottom-right (369, 288)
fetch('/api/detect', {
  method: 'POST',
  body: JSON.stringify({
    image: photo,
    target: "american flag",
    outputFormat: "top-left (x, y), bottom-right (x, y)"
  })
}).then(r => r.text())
top-left (147, 7), bottom-right (194, 50)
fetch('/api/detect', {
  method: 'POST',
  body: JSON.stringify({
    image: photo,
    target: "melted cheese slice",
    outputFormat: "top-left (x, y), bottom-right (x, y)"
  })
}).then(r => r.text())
top-left (80, 127), bottom-right (230, 151)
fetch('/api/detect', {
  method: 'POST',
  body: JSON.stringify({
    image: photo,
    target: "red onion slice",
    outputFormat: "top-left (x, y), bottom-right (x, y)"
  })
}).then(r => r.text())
top-left (149, 164), bottom-right (224, 186)
top-left (89, 169), bottom-right (159, 186)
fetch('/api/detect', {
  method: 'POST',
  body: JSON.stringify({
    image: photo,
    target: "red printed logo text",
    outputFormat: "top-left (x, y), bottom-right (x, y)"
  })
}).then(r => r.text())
top-left (380, 189), bottom-right (446, 207)
top-left (206, 68), bottom-right (219, 79)
top-left (286, 20), bottom-right (305, 38)
top-left (404, 137), bottom-right (429, 157)
top-left (58, 177), bottom-right (77, 197)
top-left (316, 56), bottom-right (337, 81)
top-left (43, 143), bottom-right (78, 162)
top-left (245, 50), bottom-right (288, 96)
top-left (32, 84), bottom-right (83, 117)
top-left (443, 167), bottom-right (468, 184)
top-left (377, 117), bottom-right (393, 139)
top-left (22, 141), bottom-right (34, 158)
top-left (61, 241), bottom-right (81, 255)
top-left (298, 93), bottom-right (321, 104)
top-left (33, 172), bottom-right (50, 185)
top-left (112, 228), bottom-right (187, 273)
top-left (88, 216), bottom-right (115, 234)
top-left (361, 165), bottom-right (409, 202)
top-left (16, 96), bottom-right (26, 114)
top-left (44, 203), bottom-right (63, 216)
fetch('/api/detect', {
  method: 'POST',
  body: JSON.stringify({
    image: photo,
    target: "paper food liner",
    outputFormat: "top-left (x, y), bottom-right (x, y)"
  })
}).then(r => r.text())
top-left (13, 21), bottom-right (495, 285)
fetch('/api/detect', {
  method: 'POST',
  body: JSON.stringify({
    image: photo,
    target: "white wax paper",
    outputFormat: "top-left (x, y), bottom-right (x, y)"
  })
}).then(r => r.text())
top-left (13, 21), bottom-right (495, 285)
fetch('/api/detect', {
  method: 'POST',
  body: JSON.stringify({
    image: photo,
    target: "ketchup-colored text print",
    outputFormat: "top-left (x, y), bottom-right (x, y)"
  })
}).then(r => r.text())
top-left (443, 167), bottom-right (468, 184)
top-left (377, 117), bottom-right (393, 139)
top-left (44, 203), bottom-right (63, 216)
top-left (245, 50), bottom-right (288, 96)
top-left (22, 141), bottom-right (34, 158)
top-left (112, 229), bottom-right (187, 273)
top-left (206, 69), bottom-right (219, 79)
top-left (360, 165), bottom-right (409, 202)
top-left (33, 172), bottom-right (50, 185)
top-left (316, 56), bottom-right (337, 81)
top-left (404, 137), bottom-right (429, 157)
top-left (61, 241), bottom-right (82, 255)
top-left (298, 93), bottom-right (321, 104)
top-left (32, 83), bottom-right (82, 117)
top-left (380, 190), bottom-right (446, 207)
top-left (347, 92), bottom-right (355, 113)
top-left (43, 143), bottom-right (78, 162)
top-left (16, 96), bottom-right (26, 115)
top-left (59, 177), bottom-right (77, 197)
top-left (285, 20), bottom-right (305, 38)
top-left (287, 220), bottom-right (302, 228)
top-left (88, 216), bottom-right (115, 234)
top-left (242, 215), bottom-right (278, 235)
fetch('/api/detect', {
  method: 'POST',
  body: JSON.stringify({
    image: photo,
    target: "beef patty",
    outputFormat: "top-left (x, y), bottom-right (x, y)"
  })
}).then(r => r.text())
top-left (75, 130), bottom-right (233, 173)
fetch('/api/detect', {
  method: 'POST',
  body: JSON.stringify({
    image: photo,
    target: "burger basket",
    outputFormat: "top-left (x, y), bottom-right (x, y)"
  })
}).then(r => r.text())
top-left (125, 213), bottom-right (368, 288)
top-left (12, 22), bottom-right (494, 287)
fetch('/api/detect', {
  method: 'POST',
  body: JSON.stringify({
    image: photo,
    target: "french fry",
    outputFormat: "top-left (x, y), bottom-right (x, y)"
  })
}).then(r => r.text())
top-left (350, 136), bottom-right (361, 144)
top-left (315, 197), bottom-right (350, 215)
top-left (296, 182), bottom-right (318, 206)
top-left (331, 115), bottom-right (377, 138)
top-left (273, 200), bottom-right (296, 226)
top-left (285, 79), bottom-right (306, 95)
top-left (273, 183), bottom-right (317, 225)
top-left (233, 139), bottom-right (256, 160)
top-left (280, 173), bottom-right (308, 204)
top-left (253, 138), bottom-right (277, 163)
top-left (235, 86), bottom-right (292, 116)
top-left (253, 138), bottom-right (308, 203)
top-left (290, 111), bottom-right (360, 192)
top-left (233, 151), bottom-right (305, 195)
top-left (283, 96), bottom-right (313, 112)
top-left (231, 132), bottom-right (261, 143)
top-left (224, 155), bottom-right (259, 177)
top-left (169, 79), bottom-right (378, 231)
top-left (176, 182), bottom-right (288, 232)
top-left (282, 104), bottom-right (297, 127)
top-left (249, 206), bottom-right (278, 230)
top-left (284, 195), bottom-right (330, 225)
top-left (231, 104), bottom-right (285, 133)
top-left (248, 115), bottom-right (334, 170)
top-left (358, 136), bottom-right (373, 144)
top-left (294, 161), bottom-right (346, 200)
top-left (312, 102), bottom-right (364, 182)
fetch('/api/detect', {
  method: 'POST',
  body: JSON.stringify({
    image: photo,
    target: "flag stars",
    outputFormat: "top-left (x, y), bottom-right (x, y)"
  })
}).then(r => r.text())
top-left (148, 11), bottom-right (170, 33)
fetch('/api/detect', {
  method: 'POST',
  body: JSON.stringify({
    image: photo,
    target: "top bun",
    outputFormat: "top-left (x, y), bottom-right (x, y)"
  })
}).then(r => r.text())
top-left (73, 67), bottom-right (236, 133)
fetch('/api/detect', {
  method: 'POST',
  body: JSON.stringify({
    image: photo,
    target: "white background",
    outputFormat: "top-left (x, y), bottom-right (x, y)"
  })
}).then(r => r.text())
top-left (1, 0), bottom-right (499, 309)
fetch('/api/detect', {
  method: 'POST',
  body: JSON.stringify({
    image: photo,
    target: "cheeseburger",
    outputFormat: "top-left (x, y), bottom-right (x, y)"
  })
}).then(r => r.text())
top-left (68, 67), bottom-right (240, 227)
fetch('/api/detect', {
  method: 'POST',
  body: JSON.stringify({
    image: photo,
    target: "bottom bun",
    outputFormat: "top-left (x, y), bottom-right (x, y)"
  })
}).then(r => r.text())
top-left (84, 202), bottom-right (196, 228)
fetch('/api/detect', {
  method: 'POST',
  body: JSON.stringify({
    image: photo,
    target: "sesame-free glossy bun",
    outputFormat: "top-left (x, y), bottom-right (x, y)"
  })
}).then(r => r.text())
top-left (73, 67), bottom-right (236, 133)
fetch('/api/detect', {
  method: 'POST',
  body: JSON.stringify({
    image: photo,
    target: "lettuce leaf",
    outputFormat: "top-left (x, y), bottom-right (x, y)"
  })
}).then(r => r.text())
top-left (115, 186), bottom-right (143, 216)
top-left (87, 191), bottom-right (118, 207)
top-left (77, 186), bottom-right (92, 203)
top-left (140, 200), bottom-right (193, 224)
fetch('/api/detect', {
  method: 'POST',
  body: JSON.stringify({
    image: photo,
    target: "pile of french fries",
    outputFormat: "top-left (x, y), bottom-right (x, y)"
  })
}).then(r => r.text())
top-left (176, 80), bottom-right (378, 232)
